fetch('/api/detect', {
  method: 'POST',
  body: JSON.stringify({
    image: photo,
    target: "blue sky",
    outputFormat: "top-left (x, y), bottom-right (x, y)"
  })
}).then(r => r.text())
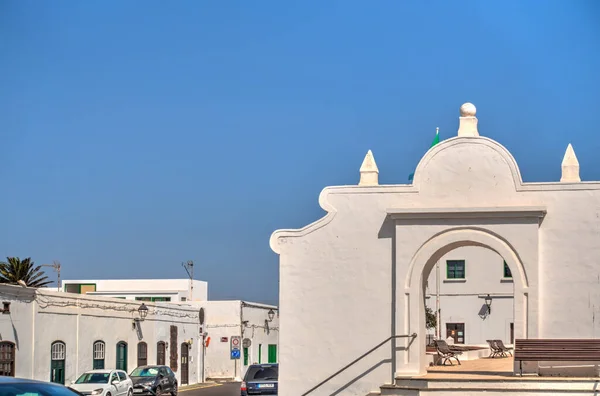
top-left (1, 1), bottom-right (599, 305)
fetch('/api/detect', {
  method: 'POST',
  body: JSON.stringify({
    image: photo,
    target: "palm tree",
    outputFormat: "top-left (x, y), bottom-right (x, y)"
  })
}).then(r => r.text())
top-left (0, 257), bottom-right (52, 287)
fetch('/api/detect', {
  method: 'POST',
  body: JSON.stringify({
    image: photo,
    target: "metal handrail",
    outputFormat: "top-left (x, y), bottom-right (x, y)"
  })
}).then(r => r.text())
top-left (300, 333), bottom-right (417, 396)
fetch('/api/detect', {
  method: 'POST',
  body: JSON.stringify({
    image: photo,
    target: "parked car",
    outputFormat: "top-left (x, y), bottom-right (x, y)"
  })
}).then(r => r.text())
top-left (241, 364), bottom-right (278, 396)
top-left (129, 366), bottom-right (177, 396)
top-left (0, 376), bottom-right (82, 396)
top-left (69, 369), bottom-right (133, 396)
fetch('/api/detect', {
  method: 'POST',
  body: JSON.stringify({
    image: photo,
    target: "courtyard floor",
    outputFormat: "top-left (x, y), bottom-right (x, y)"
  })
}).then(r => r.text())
top-left (424, 357), bottom-right (600, 380)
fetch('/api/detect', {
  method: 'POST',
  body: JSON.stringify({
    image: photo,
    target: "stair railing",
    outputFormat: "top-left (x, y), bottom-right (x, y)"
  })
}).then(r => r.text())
top-left (300, 333), bottom-right (417, 396)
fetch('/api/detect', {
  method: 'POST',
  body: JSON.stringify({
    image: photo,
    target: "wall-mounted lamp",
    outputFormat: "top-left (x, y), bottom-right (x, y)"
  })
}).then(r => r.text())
top-left (485, 294), bottom-right (492, 315)
top-left (138, 303), bottom-right (149, 321)
top-left (267, 309), bottom-right (275, 322)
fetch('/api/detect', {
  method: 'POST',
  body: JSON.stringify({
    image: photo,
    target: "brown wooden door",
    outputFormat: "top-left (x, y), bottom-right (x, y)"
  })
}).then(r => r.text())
top-left (157, 342), bottom-right (166, 365)
top-left (137, 342), bottom-right (148, 367)
top-left (180, 343), bottom-right (189, 385)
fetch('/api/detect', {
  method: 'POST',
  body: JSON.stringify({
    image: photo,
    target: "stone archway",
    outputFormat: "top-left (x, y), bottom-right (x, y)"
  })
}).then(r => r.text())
top-left (390, 208), bottom-right (543, 376)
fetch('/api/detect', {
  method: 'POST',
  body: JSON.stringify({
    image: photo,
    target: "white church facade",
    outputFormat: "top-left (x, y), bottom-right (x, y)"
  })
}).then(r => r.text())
top-left (271, 103), bottom-right (598, 395)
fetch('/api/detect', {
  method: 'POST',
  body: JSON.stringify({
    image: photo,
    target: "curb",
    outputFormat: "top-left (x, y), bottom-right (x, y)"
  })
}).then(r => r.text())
top-left (179, 383), bottom-right (222, 392)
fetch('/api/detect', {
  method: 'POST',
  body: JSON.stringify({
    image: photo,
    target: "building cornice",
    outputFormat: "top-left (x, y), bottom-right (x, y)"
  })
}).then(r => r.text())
top-left (386, 206), bottom-right (547, 220)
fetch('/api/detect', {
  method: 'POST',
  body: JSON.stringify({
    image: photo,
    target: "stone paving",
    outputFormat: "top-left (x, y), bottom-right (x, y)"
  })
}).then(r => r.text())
top-left (423, 357), bottom-right (600, 380)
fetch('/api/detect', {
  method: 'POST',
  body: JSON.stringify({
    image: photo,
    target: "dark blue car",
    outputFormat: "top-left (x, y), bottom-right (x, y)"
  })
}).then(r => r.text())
top-left (241, 364), bottom-right (278, 396)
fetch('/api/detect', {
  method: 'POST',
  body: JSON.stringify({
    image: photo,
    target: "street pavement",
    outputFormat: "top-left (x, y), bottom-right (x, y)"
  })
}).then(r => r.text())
top-left (180, 382), bottom-right (241, 396)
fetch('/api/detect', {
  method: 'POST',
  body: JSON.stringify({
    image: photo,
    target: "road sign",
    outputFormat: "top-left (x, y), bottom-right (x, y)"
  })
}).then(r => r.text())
top-left (230, 336), bottom-right (241, 360)
top-left (242, 338), bottom-right (251, 348)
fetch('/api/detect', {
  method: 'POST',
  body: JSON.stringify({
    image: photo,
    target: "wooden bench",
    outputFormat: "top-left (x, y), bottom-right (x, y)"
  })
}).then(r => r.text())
top-left (514, 339), bottom-right (600, 376)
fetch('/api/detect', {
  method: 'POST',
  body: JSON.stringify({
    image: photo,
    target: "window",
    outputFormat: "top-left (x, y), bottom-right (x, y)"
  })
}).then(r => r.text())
top-left (137, 342), bottom-right (148, 367)
top-left (181, 297), bottom-right (187, 302)
top-left (157, 342), bottom-right (166, 365)
top-left (503, 261), bottom-right (512, 278)
top-left (446, 323), bottom-right (465, 344)
top-left (93, 341), bottom-right (105, 369)
top-left (116, 342), bottom-right (128, 371)
top-left (0, 341), bottom-right (15, 377)
top-left (446, 260), bottom-right (465, 279)
top-left (117, 371), bottom-right (127, 382)
top-left (267, 345), bottom-right (277, 363)
top-left (64, 284), bottom-right (96, 294)
top-left (50, 342), bottom-right (66, 384)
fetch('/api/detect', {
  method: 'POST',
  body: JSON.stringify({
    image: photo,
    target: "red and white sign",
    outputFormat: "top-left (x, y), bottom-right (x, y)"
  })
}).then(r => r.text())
top-left (220, 337), bottom-right (228, 342)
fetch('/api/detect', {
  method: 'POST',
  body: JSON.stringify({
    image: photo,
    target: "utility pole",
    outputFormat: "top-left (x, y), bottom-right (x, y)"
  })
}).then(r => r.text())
top-left (182, 260), bottom-right (194, 301)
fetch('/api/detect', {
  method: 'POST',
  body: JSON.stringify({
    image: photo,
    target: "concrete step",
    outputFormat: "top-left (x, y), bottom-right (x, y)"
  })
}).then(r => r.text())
top-left (378, 378), bottom-right (600, 395)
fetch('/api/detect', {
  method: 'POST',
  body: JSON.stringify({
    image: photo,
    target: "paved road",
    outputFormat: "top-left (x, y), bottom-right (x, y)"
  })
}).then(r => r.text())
top-left (181, 382), bottom-right (241, 396)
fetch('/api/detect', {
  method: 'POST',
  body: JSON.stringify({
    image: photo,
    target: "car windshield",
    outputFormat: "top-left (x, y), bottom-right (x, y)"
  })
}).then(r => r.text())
top-left (245, 366), bottom-right (278, 381)
top-left (130, 367), bottom-right (159, 377)
top-left (0, 382), bottom-right (81, 396)
top-left (75, 373), bottom-right (110, 384)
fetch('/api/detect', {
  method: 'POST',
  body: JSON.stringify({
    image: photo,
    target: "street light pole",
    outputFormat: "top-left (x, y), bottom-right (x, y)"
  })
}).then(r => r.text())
top-left (182, 260), bottom-right (194, 301)
top-left (41, 261), bottom-right (61, 292)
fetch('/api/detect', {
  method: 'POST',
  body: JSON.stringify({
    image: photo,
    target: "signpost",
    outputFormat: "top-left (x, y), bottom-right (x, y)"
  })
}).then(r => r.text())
top-left (230, 336), bottom-right (241, 359)
top-left (230, 336), bottom-right (242, 381)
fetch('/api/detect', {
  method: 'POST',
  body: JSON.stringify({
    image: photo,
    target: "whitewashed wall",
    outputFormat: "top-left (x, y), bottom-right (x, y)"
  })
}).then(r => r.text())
top-left (271, 122), bottom-right (600, 394)
top-left (0, 285), bottom-right (202, 385)
top-left (196, 301), bottom-right (279, 380)
top-left (60, 279), bottom-right (208, 302)
top-left (425, 246), bottom-right (515, 345)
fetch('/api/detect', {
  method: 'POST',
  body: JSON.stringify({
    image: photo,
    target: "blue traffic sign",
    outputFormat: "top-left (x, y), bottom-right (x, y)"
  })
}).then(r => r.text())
top-left (230, 349), bottom-right (241, 359)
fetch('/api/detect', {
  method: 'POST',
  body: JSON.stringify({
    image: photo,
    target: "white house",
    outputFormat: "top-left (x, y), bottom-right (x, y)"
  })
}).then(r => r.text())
top-left (270, 102), bottom-right (600, 395)
top-left (60, 279), bottom-right (208, 302)
top-left (0, 284), bottom-right (203, 387)
top-left (195, 300), bottom-right (279, 381)
top-left (425, 246), bottom-right (514, 346)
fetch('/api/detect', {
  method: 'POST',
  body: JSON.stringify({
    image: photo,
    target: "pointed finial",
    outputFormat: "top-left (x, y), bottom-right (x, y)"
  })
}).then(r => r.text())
top-left (560, 143), bottom-right (581, 182)
top-left (359, 150), bottom-right (379, 186)
top-left (458, 102), bottom-right (479, 137)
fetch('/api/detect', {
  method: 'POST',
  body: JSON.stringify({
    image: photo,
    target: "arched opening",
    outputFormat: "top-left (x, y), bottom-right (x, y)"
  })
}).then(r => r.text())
top-left (0, 341), bottom-right (15, 377)
top-left (93, 341), bottom-right (105, 369)
top-left (116, 341), bottom-right (128, 371)
top-left (137, 342), bottom-right (148, 367)
top-left (402, 227), bottom-right (532, 376)
top-left (157, 341), bottom-right (166, 365)
top-left (180, 343), bottom-right (189, 385)
top-left (422, 246), bottom-right (515, 364)
top-left (50, 341), bottom-right (66, 384)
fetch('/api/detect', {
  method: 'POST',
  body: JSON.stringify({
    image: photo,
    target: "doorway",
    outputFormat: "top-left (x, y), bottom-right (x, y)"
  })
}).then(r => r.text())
top-left (50, 342), bottom-right (66, 384)
top-left (180, 343), bottom-right (189, 385)
top-left (116, 342), bottom-right (128, 371)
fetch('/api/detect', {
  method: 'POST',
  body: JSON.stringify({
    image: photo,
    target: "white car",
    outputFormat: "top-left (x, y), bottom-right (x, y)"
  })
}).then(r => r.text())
top-left (70, 369), bottom-right (133, 396)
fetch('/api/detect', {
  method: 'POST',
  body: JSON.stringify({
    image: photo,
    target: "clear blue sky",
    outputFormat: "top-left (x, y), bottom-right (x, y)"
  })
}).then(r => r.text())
top-left (1, 1), bottom-right (599, 305)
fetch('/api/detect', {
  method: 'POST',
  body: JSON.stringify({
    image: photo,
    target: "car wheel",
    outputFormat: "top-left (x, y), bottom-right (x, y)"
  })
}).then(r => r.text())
top-left (171, 384), bottom-right (177, 396)
top-left (128, 390), bottom-right (133, 396)
top-left (156, 386), bottom-right (162, 396)
top-left (106, 393), bottom-right (112, 396)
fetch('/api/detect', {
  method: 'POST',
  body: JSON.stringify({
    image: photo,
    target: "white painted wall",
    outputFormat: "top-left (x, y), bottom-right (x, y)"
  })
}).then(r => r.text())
top-left (271, 105), bottom-right (600, 394)
top-left (425, 246), bottom-right (514, 345)
top-left (0, 285), bottom-right (202, 386)
top-left (60, 279), bottom-right (208, 302)
top-left (193, 300), bottom-right (279, 380)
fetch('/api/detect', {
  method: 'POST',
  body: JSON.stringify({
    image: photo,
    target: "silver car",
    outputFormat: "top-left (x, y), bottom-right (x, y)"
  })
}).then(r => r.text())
top-left (70, 370), bottom-right (133, 396)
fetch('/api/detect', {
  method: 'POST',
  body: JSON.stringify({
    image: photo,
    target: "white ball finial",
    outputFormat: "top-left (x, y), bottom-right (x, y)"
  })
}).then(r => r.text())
top-left (460, 102), bottom-right (476, 117)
